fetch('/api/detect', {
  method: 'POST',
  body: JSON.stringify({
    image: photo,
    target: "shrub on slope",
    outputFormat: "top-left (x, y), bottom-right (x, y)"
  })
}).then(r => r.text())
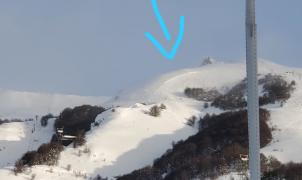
top-left (148, 104), bottom-right (167, 117)
top-left (149, 105), bottom-right (162, 117)
top-left (14, 143), bottom-right (64, 174)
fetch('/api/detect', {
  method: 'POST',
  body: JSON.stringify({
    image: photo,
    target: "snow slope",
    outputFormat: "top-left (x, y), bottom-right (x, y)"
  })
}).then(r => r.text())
top-left (0, 120), bottom-right (55, 168)
top-left (1, 60), bottom-right (302, 179)
top-left (261, 71), bottom-right (302, 163)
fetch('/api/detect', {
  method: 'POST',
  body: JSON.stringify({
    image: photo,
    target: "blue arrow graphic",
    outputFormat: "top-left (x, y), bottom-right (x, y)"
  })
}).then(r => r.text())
top-left (145, 0), bottom-right (185, 61)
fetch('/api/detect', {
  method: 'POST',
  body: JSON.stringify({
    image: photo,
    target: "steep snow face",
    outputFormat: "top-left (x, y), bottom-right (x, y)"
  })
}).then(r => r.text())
top-left (0, 90), bottom-right (110, 119)
top-left (1, 60), bottom-right (302, 179)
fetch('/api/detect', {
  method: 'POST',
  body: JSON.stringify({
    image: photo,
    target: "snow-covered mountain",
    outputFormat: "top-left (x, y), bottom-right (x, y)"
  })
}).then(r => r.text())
top-left (1, 59), bottom-right (302, 179)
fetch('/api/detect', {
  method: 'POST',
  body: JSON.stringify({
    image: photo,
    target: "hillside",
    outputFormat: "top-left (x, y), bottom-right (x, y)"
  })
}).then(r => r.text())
top-left (1, 59), bottom-right (302, 179)
top-left (0, 91), bottom-right (109, 173)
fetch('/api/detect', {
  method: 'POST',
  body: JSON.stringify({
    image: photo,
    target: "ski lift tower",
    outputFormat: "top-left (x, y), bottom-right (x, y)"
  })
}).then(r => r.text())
top-left (245, 0), bottom-right (260, 179)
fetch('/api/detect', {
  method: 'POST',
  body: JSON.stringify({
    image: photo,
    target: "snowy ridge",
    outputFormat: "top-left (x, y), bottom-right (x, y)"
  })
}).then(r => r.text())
top-left (1, 59), bottom-right (302, 179)
top-left (0, 90), bottom-right (110, 119)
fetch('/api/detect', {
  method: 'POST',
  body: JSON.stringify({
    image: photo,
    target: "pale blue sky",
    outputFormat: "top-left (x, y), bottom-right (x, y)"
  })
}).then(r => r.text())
top-left (0, 0), bottom-right (301, 96)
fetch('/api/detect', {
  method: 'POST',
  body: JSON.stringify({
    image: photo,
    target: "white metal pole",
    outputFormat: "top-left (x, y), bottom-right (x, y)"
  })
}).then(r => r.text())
top-left (245, 0), bottom-right (260, 179)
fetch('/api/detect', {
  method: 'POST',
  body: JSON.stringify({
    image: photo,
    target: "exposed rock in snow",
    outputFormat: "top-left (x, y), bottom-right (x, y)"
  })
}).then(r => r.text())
top-left (201, 57), bottom-right (216, 66)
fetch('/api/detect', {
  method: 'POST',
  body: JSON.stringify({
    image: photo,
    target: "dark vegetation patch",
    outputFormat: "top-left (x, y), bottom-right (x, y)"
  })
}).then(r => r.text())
top-left (0, 118), bottom-right (25, 125)
top-left (53, 105), bottom-right (106, 146)
top-left (14, 143), bottom-right (64, 174)
top-left (213, 74), bottom-right (294, 110)
top-left (262, 162), bottom-right (302, 180)
top-left (93, 175), bottom-right (109, 180)
top-left (211, 81), bottom-right (247, 110)
top-left (259, 74), bottom-right (296, 106)
top-left (199, 109), bottom-right (272, 148)
top-left (117, 109), bottom-right (272, 180)
top-left (185, 74), bottom-right (295, 110)
top-left (40, 113), bottom-right (55, 127)
top-left (55, 105), bottom-right (105, 133)
top-left (184, 88), bottom-right (221, 102)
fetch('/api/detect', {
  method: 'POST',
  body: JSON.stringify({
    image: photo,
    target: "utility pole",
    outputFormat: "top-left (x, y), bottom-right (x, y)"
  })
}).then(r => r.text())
top-left (245, 0), bottom-right (260, 179)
